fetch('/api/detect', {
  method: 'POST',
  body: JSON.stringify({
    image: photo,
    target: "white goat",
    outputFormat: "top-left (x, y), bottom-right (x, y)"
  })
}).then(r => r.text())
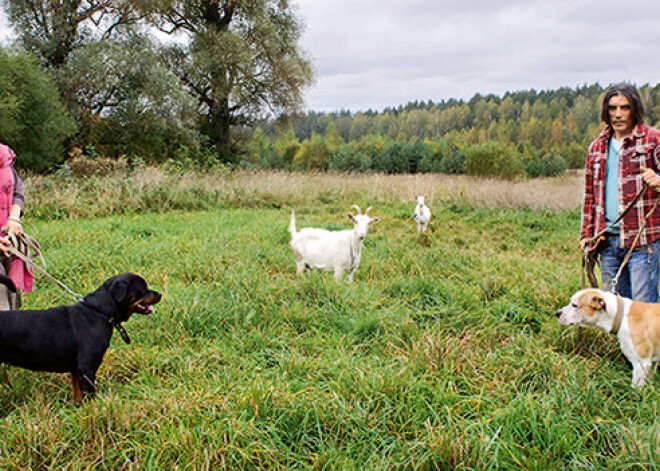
top-left (414, 196), bottom-right (431, 232)
top-left (289, 205), bottom-right (380, 282)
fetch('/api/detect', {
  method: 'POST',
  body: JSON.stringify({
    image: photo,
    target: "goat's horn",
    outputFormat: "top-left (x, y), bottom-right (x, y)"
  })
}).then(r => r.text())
top-left (365, 207), bottom-right (372, 216)
top-left (351, 204), bottom-right (362, 215)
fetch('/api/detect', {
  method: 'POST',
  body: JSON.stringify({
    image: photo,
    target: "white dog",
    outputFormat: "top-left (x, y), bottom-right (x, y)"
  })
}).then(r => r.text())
top-left (414, 196), bottom-right (431, 232)
top-left (557, 288), bottom-right (660, 388)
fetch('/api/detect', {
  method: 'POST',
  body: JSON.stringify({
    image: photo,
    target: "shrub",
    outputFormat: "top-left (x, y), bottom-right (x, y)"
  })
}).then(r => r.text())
top-left (464, 140), bottom-right (523, 180)
top-left (418, 139), bottom-right (445, 173)
top-left (439, 150), bottom-right (465, 174)
top-left (372, 142), bottom-right (413, 174)
top-left (525, 154), bottom-right (567, 178)
top-left (67, 155), bottom-right (128, 177)
top-left (328, 143), bottom-right (372, 172)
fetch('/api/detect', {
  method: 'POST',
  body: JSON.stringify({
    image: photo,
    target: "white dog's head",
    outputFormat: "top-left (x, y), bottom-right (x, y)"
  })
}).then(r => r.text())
top-left (556, 289), bottom-right (609, 328)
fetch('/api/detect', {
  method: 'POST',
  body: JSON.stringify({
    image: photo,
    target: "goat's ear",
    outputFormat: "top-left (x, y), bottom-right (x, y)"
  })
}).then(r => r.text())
top-left (370, 217), bottom-right (381, 225)
top-left (348, 212), bottom-right (356, 222)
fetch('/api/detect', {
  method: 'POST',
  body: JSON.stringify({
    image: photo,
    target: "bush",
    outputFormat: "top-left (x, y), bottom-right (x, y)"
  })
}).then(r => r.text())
top-left (372, 142), bottom-right (414, 174)
top-left (439, 151), bottom-right (465, 174)
top-left (525, 154), bottom-right (567, 178)
top-left (67, 155), bottom-right (128, 177)
top-left (328, 143), bottom-right (372, 172)
top-left (418, 141), bottom-right (444, 173)
top-left (464, 141), bottom-right (523, 180)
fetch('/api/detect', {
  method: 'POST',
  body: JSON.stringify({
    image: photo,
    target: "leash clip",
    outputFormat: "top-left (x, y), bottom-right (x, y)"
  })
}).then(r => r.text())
top-left (605, 278), bottom-right (618, 293)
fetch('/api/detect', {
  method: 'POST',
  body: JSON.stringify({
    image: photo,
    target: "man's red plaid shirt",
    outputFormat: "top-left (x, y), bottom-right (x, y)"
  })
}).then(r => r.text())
top-left (581, 123), bottom-right (660, 248)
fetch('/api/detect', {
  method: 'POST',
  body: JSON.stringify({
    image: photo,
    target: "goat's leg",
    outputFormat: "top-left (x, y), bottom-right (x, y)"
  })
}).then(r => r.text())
top-left (334, 267), bottom-right (345, 281)
top-left (422, 221), bottom-right (428, 232)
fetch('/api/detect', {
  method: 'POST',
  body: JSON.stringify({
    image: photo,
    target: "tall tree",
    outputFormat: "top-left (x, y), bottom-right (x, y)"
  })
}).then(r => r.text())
top-left (0, 49), bottom-right (75, 172)
top-left (4, 0), bottom-right (139, 68)
top-left (141, 0), bottom-right (314, 162)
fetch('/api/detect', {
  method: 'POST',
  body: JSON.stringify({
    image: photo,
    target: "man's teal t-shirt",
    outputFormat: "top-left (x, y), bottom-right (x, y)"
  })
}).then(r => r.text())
top-left (605, 137), bottom-right (622, 231)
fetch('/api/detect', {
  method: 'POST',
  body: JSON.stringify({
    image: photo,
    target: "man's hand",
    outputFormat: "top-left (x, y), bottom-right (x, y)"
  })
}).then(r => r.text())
top-left (641, 167), bottom-right (660, 190)
top-left (579, 237), bottom-right (591, 251)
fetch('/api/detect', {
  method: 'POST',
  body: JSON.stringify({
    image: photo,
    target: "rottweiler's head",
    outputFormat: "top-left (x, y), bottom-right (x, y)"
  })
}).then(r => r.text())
top-left (83, 273), bottom-right (162, 322)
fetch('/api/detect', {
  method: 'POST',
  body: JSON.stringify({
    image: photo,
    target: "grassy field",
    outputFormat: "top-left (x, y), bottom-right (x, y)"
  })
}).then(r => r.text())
top-left (1, 170), bottom-right (659, 469)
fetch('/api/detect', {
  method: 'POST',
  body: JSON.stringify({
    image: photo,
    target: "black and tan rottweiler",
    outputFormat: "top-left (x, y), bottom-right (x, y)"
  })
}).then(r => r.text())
top-left (0, 272), bottom-right (161, 402)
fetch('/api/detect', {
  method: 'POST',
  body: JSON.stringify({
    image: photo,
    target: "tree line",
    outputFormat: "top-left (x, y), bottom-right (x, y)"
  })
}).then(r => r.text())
top-left (247, 83), bottom-right (660, 178)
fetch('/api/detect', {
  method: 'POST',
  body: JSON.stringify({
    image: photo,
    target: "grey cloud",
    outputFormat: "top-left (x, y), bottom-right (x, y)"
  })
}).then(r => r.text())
top-left (295, 0), bottom-right (660, 111)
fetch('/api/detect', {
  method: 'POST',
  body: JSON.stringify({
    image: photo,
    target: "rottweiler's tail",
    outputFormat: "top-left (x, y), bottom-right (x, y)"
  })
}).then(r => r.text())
top-left (0, 274), bottom-right (16, 293)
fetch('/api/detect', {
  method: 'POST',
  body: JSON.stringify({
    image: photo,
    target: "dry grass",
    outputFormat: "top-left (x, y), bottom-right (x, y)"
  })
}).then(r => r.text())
top-left (220, 171), bottom-right (583, 211)
top-left (23, 168), bottom-right (584, 220)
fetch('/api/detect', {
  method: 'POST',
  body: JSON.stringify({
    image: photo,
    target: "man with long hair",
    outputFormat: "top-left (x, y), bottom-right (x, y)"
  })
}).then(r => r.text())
top-left (581, 83), bottom-right (660, 301)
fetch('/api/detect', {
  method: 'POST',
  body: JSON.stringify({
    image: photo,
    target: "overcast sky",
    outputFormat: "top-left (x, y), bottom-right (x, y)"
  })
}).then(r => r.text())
top-left (3, 1), bottom-right (660, 113)
top-left (294, 0), bottom-right (660, 112)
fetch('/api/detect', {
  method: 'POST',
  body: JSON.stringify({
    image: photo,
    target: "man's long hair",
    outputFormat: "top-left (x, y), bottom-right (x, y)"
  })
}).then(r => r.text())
top-left (601, 83), bottom-right (645, 126)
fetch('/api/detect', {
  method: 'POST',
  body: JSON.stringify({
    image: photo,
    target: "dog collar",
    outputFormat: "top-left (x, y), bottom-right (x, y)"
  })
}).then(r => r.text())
top-left (112, 322), bottom-right (131, 344)
top-left (79, 301), bottom-right (131, 344)
top-left (610, 295), bottom-right (625, 335)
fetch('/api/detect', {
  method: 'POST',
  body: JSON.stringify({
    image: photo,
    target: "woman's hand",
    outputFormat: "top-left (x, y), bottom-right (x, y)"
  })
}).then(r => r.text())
top-left (0, 237), bottom-right (12, 255)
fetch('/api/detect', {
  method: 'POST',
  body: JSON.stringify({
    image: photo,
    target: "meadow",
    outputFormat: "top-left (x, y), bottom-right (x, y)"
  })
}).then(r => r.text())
top-left (1, 169), bottom-right (659, 469)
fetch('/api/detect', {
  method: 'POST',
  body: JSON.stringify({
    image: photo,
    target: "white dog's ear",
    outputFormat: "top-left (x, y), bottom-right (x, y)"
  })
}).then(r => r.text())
top-left (589, 294), bottom-right (605, 311)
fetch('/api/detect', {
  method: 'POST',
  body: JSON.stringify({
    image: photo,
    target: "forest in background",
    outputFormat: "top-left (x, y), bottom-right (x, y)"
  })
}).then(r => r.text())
top-left (247, 82), bottom-right (660, 178)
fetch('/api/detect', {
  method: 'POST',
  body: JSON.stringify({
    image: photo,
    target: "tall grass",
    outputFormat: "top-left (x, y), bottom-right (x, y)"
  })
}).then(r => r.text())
top-left (25, 168), bottom-right (583, 221)
top-left (2, 171), bottom-right (656, 469)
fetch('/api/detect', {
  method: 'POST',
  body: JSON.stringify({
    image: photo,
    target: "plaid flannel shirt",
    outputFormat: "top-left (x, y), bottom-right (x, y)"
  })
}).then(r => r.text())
top-left (581, 123), bottom-right (660, 248)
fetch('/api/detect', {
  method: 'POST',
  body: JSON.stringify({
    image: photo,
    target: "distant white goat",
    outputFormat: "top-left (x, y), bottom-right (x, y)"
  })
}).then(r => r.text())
top-left (289, 205), bottom-right (380, 282)
top-left (414, 196), bottom-right (431, 232)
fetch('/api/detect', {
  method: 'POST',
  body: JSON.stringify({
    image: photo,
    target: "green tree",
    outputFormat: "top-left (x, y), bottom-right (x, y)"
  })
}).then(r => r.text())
top-left (292, 133), bottom-right (331, 171)
top-left (572, 95), bottom-right (596, 135)
top-left (142, 0), bottom-right (314, 163)
top-left (4, 0), bottom-right (139, 68)
top-left (349, 113), bottom-right (371, 141)
top-left (325, 122), bottom-right (343, 153)
top-left (0, 49), bottom-right (75, 172)
top-left (275, 128), bottom-right (300, 168)
top-left (328, 142), bottom-right (372, 172)
top-left (58, 31), bottom-right (200, 159)
top-left (245, 127), bottom-right (279, 169)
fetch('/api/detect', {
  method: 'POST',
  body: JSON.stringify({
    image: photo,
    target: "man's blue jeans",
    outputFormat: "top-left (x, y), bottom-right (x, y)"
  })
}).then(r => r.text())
top-left (600, 236), bottom-right (660, 302)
